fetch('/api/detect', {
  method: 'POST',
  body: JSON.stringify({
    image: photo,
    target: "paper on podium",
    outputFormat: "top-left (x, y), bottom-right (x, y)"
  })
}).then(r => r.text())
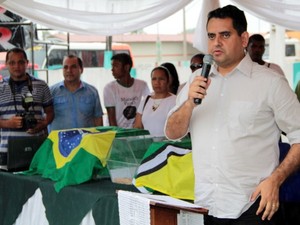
top-left (178, 211), bottom-right (204, 225)
top-left (118, 190), bottom-right (151, 225)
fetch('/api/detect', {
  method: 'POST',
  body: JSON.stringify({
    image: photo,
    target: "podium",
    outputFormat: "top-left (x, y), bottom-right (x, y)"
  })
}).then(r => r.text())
top-left (118, 190), bottom-right (208, 225)
top-left (150, 202), bottom-right (208, 225)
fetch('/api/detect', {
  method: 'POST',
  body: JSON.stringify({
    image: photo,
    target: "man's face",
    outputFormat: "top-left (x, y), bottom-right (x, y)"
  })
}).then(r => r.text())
top-left (247, 40), bottom-right (265, 63)
top-left (207, 17), bottom-right (248, 71)
top-left (6, 52), bottom-right (28, 81)
top-left (111, 59), bottom-right (127, 80)
top-left (63, 57), bottom-right (82, 83)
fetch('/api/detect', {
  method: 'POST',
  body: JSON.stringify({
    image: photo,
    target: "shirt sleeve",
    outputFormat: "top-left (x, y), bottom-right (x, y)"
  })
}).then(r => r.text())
top-left (164, 79), bottom-right (191, 141)
top-left (93, 88), bottom-right (103, 117)
top-left (103, 82), bottom-right (115, 107)
top-left (42, 82), bottom-right (54, 107)
top-left (270, 76), bottom-right (300, 144)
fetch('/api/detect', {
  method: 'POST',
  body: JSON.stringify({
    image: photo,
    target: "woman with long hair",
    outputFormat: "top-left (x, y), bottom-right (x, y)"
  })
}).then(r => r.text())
top-left (134, 66), bottom-right (176, 136)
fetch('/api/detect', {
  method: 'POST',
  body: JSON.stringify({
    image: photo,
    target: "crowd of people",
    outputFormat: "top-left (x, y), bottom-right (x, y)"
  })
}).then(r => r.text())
top-left (0, 46), bottom-right (202, 166)
top-left (0, 4), bottom-right (300, 224)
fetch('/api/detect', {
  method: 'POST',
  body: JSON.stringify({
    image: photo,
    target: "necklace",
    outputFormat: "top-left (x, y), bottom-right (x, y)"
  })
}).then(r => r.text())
top-left (152, 99), bottom-right (162, 111)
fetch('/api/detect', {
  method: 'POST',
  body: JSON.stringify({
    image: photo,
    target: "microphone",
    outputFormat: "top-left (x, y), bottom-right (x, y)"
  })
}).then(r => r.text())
top-left (194, 54), bottom-right (213, 105)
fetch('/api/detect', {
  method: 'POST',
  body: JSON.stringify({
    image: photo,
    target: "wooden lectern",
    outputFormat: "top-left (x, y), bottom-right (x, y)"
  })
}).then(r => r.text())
top-left (150, 202), bottom-right (208, 225)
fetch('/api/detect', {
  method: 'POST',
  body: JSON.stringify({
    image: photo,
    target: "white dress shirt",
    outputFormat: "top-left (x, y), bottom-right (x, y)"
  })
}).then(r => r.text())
top-left (165, 54), bottom-right (300, 218)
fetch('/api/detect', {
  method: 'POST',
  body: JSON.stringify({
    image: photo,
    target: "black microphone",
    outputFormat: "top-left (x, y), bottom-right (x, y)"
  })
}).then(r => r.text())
top-left (194, 54), bottom-right (213, 105)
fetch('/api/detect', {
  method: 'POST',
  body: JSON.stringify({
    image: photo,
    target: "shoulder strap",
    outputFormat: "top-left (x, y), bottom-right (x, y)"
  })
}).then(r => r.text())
top-left (143, 95), bottom-right (151, 111)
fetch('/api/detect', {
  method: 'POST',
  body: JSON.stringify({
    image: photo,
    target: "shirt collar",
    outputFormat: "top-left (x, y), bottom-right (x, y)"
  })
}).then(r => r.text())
top-left (236, 53), bottom-right (253, 78)
top-left (59, 80), bottom-right (84, 89)
top-left (210, 53), bottom-right (253, 78)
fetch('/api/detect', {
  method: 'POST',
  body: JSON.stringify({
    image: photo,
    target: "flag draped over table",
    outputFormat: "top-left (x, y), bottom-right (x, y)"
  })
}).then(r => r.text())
top-left (24, 128), bottom-right (117, 192)
top-left (134, 139), bottom-right (195, 201)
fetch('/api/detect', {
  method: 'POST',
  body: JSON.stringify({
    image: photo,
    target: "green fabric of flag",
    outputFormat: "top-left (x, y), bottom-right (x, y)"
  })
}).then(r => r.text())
top-left (23, 128), bottom-right (116, 192)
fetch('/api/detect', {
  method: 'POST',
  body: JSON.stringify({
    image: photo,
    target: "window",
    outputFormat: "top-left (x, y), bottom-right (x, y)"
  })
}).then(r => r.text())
top-left (264, 43), bottom-right (296, 59)
top-left (286, 44), bottom-right (296, 57)
top-left (48, 49), bottom-right (105, 68)
top-left (81, 50), bottom-right (104, 67)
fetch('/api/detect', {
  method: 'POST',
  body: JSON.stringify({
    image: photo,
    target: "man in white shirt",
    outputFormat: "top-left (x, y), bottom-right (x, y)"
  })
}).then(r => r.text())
top-left (247, 33), bottom-right (285, 76)
top-left (165, 5), bottom-right (300, 225)
top-left (103, 53), bottom-right (149, 128)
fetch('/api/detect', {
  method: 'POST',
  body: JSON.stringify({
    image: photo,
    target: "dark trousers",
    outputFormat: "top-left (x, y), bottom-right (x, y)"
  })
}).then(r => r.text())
top-left (203, 198), bottom-right (280, 225)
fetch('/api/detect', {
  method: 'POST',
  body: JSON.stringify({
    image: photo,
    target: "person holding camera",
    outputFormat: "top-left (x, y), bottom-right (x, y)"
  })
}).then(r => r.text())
top-left (0, 48), bottom-right (54, 165)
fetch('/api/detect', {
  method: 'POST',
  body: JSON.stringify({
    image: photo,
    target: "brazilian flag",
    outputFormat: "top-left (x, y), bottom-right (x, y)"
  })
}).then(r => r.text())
top-left (23, 127), bottom-right (149, 192)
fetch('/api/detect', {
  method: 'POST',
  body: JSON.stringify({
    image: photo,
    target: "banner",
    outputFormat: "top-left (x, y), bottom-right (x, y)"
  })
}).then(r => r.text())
top-left (134, 139), bottom-right (195, 200)
top-left (0, 7), bottom-right (25, 51)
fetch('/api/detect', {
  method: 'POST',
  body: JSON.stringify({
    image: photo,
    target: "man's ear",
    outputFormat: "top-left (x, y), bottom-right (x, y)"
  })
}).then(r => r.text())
top-left (241, 31), bottom-right (249, 48)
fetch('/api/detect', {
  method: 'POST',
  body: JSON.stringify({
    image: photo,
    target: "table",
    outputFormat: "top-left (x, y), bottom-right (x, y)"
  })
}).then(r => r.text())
top-left (0, 171), bottom-right (137, 225)
top-left (1, 171), bottom-right (299, 225)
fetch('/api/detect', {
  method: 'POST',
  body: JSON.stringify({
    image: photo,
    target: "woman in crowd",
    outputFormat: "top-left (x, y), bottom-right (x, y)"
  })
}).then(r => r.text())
top-left (134, 66), bottom-right (176, 136)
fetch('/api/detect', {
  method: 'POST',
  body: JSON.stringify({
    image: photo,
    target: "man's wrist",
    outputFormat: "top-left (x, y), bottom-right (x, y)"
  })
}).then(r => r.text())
top-left (0, 119), bottom-right (9, 129)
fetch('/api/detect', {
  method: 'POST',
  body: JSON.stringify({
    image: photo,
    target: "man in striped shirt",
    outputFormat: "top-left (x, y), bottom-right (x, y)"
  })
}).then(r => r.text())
top-left (0, 48), bottom-right (54, 166)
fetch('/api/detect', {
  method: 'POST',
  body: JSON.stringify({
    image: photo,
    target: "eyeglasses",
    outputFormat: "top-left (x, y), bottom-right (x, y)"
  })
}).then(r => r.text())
top-left (190, 63), bottom-right (203, 71)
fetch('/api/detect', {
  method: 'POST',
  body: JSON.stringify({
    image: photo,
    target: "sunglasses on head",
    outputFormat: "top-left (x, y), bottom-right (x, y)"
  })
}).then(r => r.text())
top-left (190, 63), bottom-right (203, 71)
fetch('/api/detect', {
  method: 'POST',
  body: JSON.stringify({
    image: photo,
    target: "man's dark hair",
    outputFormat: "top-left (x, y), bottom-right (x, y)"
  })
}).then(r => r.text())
top-left (64, 54), bottom-right (83, 70)
top-left (191, 53), bottom-right (205, 62)
top-left (6, 47), bottom-right (28, 62)
top-left (111, 53), bottom-right (133, 71)
top-left (248, 34), bottom-right (265, 46)
top-left (207, 5), bottom-right (247, 36)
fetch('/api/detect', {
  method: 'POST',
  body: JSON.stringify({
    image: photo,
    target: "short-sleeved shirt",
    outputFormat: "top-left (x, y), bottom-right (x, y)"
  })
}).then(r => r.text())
top-left (166, 54), bottom-right (300, 218)
top-left (137, 94), bottom-right (176, 136)
top-left (0, 75), bottom-right (53, 153)
top-left (50, 81), bottom-right (103, 130)
top-left (103, 79), bottom-right (150, 128)
top-left (264, 62), bottom-right (285, 76)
